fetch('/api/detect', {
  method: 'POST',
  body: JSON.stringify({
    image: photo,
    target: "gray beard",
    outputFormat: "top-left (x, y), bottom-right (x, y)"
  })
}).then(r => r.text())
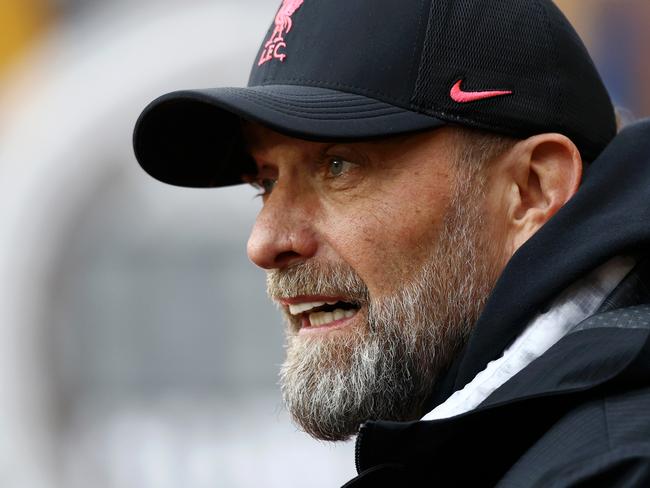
top-left (267, 173), bottom-right (501, 441)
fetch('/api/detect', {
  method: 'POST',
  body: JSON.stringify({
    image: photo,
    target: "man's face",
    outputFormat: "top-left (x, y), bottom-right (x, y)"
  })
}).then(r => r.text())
top-left (244, 124), bottom-right (505, 440)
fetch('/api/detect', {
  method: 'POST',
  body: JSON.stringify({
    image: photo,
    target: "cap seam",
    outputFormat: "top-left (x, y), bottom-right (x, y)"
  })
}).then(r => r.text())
top-left (234, 88), bottom-right (402, 113)
top-left (536, 0), bottom-right (564, 134)
top-left (239, 90), bottom-right (391, 108)
top-left (410, 0), bottom-right (438, 107)
top-left (417, 106), bottom-right (565, 142)
top-left (230, 97), bottom-right (390, 110)
top-left (247, 89), bottom-right (371, 101)
top-left (255, 79), bottom-right (411, 110)
top-left (231, 89), bottom-right (405, 120)
top-left (407, 0), bottom-right (429, 104)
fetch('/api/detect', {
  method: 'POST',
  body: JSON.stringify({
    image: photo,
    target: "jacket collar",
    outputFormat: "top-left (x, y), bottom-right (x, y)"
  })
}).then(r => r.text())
top-left (354, 313), bottom-right (650, 483)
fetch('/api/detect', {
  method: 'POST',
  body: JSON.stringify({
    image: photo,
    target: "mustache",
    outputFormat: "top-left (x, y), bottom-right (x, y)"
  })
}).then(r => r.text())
top-left (266, 261), bottom-right (369, 304)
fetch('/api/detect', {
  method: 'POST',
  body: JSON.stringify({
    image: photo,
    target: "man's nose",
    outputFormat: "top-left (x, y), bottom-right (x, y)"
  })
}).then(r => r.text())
top-left (246, 190), bottom-right (318, 270)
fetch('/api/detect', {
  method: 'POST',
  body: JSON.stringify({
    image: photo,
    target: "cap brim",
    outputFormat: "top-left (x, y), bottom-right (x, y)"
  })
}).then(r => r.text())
top-left (133, 84), bottom-right (446, 188)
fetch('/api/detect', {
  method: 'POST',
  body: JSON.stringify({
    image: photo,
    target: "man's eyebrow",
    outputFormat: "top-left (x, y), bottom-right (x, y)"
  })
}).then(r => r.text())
top-left (238, 120), bottom-right (263, 153)
top-left (239, 140), bottom-right (266, 172)
top-left (242, 160), bottom-right (268, 179)
top-left (245, 141), bottom-right (340, 169)
top-left (317, 143), bottom-right (337, 159)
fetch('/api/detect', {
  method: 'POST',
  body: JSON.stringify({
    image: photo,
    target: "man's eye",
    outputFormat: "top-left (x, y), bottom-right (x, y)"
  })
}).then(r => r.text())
top-left (251, 177), bottom-right (277, 197)
top-left (261, 178), bottom-right (276, 194)
top-left (327, 158), bottom-right (354, 177)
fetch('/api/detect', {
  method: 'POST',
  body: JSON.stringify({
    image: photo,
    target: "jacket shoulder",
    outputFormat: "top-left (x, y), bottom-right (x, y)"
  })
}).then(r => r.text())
top-left (498, 385), bottom-right (650, 487)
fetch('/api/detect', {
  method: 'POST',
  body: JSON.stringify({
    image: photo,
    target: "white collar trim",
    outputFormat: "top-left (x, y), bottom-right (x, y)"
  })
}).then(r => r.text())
top-left (422, 255), bottom-right (636, 421)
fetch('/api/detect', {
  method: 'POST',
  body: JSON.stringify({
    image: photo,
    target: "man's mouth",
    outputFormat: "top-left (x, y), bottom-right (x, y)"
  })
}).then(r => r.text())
top-left (283, 297), bottom-right (361, 331)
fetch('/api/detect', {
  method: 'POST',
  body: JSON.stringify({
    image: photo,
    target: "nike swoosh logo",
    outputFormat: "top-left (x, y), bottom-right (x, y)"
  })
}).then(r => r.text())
top-left (450, 79), bottom-right (513, 103)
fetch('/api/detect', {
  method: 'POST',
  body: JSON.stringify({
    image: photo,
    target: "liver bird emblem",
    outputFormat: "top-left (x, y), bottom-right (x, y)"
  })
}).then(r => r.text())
top-left (258, 0), bottom-right (305, 66)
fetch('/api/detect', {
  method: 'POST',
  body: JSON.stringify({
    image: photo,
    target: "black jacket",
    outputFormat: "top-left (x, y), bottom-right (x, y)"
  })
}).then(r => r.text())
top-left (344, 120), bottom-right (650, 487)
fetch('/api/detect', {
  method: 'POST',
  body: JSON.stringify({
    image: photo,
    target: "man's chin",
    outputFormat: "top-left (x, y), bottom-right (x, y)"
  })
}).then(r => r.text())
top-left (281, 328), bottom-right (370, 441)
top-left (279, 325), bottom-right (428, 442)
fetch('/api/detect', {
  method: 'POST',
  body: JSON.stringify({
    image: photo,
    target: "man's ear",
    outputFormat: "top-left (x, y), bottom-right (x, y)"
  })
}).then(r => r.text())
top-left (503, 133), bottom-right (582, 253)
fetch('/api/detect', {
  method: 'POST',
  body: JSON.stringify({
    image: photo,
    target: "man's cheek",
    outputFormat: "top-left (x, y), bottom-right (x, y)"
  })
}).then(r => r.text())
top-left (340, 228), bottom-right (411, 294)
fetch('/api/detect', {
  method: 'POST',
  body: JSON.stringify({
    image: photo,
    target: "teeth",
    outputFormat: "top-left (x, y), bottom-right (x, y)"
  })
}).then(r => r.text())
top-left (287, 300), bottom-right (341, 315)
top-left (288, 301), bottom-right (327, 315)
top-left (308, 308), bottom-right (356, 327)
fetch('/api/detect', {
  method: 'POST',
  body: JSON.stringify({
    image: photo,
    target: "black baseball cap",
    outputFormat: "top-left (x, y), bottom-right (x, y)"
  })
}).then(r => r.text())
top-left (133, 0), bottom-right (616, 188)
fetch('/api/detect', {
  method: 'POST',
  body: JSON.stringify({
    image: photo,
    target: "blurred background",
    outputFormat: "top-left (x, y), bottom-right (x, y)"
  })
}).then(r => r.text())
top-left (0, 1), bottom-right (648, 487)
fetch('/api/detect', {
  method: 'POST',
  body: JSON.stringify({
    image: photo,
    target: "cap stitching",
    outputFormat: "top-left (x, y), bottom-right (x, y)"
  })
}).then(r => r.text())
top-left (231, 89), bottom-right (405, 120)
top-left (407, 0), bottom-right (429, 103)
top-left (232, 95), bottom-right (387, 110)
top-left (234, 88), bottom-right (401, 112)
top-left (416, 106), bottom-right (569, 143)
top-left (252, 90), bottom-right (367, 101)
top-left (256, 79), bottom-right (410, 108)
top-left (535, 0), bottom-right (564, 133)
top-left (243, 91), bottom-right (388, 107)
top-left (410, 0), bottom-right (438, 107)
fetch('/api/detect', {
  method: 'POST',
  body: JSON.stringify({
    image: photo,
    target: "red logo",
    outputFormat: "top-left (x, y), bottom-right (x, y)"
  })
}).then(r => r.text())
top-left (258, 0), bottom-right (305, 66)
top-left (450, 79), bottom-right (513, 103)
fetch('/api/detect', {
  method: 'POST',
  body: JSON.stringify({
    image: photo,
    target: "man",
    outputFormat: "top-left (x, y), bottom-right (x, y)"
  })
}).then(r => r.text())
top-left (133, 0), bottom-right (650, 485)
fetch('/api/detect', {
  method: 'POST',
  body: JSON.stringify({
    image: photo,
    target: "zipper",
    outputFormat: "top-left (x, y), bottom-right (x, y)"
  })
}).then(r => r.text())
top-left (354, 422), bottom-right (368, 473)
